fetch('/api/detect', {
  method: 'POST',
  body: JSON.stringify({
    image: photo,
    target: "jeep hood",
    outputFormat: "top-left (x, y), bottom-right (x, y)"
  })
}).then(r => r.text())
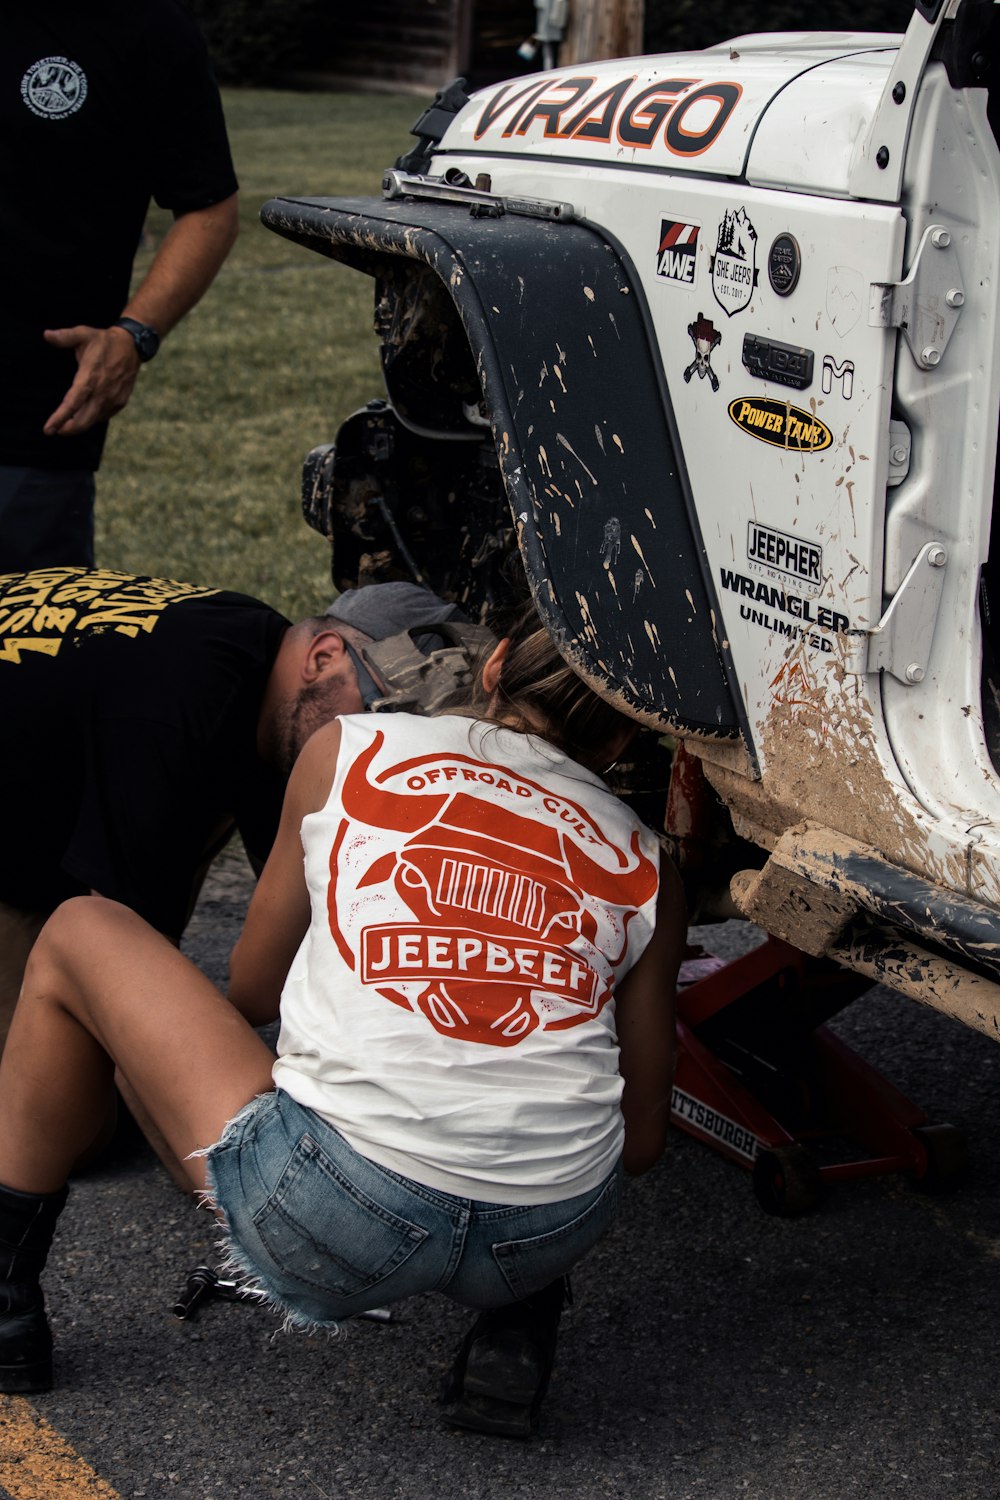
top-left (435, 35), bottom-right (903, 192)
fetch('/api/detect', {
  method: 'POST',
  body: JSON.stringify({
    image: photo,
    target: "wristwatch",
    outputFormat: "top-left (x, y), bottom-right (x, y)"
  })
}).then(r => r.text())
top-left (113, 317), bottom-right (160, 362)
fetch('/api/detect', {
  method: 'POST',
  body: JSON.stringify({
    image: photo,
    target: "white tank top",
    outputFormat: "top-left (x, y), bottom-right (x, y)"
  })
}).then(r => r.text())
top-left (272, 714), bottom-right (660, 1204)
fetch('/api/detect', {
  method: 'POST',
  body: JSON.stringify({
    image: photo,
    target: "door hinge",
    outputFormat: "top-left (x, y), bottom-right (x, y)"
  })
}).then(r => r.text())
top-left (852, 540), bottom-right (948, 684)
top-left (869, 223), bottom-right (965, 371)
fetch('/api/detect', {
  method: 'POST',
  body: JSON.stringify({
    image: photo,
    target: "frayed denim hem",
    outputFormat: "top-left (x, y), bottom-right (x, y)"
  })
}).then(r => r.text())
top-left (190, 1093), bottom-right (349, 1341)
top-left (208, 1225), bottom-right (350, 1342)
top-left (190, 1087), bottom-right (619, 1328)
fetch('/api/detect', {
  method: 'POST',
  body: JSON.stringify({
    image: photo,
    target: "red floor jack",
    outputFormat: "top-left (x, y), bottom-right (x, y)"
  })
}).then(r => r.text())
top-left (664, 747), bottom-right (966, 1216)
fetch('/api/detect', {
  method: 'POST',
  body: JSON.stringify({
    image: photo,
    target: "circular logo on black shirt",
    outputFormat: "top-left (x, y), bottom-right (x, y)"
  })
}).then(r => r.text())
top-left (21, 57), bottom-right (88, 120)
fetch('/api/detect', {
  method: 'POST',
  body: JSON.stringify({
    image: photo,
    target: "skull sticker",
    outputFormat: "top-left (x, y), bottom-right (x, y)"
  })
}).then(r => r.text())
top-left (683, 313), bottom-right (722, 394)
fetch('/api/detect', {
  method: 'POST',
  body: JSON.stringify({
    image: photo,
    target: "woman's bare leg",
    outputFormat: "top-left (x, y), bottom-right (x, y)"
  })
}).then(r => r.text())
top-left (0, 896), bottom-right (276, 1196)
top-left (0, 903), bottom-right (46, 1056)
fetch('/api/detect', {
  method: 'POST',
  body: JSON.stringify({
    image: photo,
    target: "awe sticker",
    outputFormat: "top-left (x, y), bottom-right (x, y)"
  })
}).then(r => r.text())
top-left (656, 219), bottom-right (699, 285)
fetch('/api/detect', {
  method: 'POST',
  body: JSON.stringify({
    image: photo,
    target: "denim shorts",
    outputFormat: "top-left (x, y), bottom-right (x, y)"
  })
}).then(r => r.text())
top-left (203, 1089), bottom-right (622, 1331)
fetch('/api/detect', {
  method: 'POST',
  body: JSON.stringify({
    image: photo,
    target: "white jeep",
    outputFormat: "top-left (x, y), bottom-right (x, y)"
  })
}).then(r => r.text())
top-left (263, 1), bottom-right (1000, 1049)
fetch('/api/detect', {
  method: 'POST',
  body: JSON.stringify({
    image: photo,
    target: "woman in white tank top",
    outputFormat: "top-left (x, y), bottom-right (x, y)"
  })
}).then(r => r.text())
top-left (0, 596), bottom-right (685, 1431)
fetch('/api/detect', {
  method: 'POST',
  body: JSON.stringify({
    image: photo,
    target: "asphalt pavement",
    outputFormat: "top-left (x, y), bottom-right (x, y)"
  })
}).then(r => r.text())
top-left (6, 847), bottom-right (999, 1500)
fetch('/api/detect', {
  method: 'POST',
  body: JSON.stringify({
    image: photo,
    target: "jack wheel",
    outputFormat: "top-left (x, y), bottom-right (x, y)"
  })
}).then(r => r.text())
top-left (752, 1143), bottom-right (822, 1217)
top-left (911, 1123), bottom-right (967, 1192)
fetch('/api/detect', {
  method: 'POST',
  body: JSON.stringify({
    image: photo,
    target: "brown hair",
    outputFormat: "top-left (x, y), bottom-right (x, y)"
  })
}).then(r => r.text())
top-left (464, 598), bottom-right (636, 771)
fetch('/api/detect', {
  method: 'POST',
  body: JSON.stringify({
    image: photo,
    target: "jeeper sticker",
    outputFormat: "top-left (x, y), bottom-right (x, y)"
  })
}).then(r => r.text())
top-left (710, 207), bottom-right (758, 317)
top-left (728, 397), bottom-right (832, 452)
top-left (656, 219), bottom-right (699, 285)
top-left (473, 75), bottom-right (742, 156)
top-left (747, 521), bottom-right (822, 588)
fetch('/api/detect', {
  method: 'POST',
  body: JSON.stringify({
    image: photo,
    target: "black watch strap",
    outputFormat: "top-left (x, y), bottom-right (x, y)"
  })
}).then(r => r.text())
top-left (113, 317), bottom-right (160, 362)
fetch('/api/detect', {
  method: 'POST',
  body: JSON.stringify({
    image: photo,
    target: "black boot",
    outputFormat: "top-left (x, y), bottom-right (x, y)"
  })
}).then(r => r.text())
top-left (0, 1182), bottom-right (68, 1393)
top-left (442, 1276), bottom-right (570, 1438)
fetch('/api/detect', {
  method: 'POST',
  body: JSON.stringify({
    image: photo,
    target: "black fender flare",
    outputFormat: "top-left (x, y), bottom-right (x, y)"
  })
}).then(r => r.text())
top-left (262, 192), bottom-right (750, 747)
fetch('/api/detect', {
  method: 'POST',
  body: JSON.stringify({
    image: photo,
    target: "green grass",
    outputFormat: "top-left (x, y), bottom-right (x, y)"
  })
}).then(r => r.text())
top-left (97, 88), bottom-right (423, 621)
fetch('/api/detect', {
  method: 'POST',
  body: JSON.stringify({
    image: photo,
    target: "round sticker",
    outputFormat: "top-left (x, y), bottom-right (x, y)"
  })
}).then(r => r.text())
top-left (21, 57), bottom-right (88, 120)
top-left (768, 233), bottom-right (801, 297)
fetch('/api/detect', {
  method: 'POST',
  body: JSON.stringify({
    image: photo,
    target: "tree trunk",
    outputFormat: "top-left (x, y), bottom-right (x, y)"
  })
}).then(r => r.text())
top-left (559, 0), bottom-right (645, 64)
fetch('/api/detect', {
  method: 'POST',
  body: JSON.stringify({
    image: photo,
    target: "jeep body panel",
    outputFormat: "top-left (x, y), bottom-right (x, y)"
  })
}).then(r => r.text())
top-left (435, 40), bottom-right (902, 195)
top-left (262, 1), bottom-right (1000, 1034)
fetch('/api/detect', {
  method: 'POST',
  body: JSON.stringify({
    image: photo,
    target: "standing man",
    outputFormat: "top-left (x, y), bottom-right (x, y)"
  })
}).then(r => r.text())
top-left (1, 3), bottom-right (240, 571)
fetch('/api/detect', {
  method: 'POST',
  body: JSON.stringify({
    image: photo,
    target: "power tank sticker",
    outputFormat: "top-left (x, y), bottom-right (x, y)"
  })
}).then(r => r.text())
top-left (728, 397), bottom-right (832, 452)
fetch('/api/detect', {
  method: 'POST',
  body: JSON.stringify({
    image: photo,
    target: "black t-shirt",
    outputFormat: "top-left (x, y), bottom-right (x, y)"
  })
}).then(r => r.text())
top-left (1, 1), bottom-right (238, 471)
top-left (0, 568), bottom-right (289, 938)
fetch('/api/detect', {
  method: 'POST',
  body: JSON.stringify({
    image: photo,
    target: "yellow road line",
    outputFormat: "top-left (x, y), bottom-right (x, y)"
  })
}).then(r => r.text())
top-left (0, 1397), bottom-right (121, 1499)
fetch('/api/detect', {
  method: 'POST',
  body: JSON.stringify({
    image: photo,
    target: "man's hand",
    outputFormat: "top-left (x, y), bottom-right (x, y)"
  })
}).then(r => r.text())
top-left (42, 324), bottom-right (141, 438)
top-left (40, 192), bottom-right (238, 441)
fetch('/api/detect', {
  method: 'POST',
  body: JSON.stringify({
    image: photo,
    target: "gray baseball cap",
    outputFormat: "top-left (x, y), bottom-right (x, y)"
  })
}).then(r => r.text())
top-left (325, 581), bottom-right (466, 647)
top-left (325, 581), bottom-right (473, 710)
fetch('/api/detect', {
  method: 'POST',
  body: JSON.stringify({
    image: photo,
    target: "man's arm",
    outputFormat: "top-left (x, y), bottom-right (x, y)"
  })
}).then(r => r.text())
top-left (42, 193), bottom-right (240, 439)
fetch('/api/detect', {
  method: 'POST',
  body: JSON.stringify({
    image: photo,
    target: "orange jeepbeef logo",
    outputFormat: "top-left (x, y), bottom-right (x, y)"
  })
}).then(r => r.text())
top-left (328, 731), bottom-right (658, 1047)
top-left (0, 568), bottom-right (219, 663)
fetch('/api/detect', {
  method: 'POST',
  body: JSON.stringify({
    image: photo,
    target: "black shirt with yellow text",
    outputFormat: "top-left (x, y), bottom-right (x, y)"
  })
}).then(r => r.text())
top-left (0, 568), bottom-right (288, 936)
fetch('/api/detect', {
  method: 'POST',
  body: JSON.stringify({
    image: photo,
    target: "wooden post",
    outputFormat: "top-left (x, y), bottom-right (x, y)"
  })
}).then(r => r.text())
top-left (558, 0), bottom-right (645, 65)
top-left (447, 0), bottom-right (475, 79)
